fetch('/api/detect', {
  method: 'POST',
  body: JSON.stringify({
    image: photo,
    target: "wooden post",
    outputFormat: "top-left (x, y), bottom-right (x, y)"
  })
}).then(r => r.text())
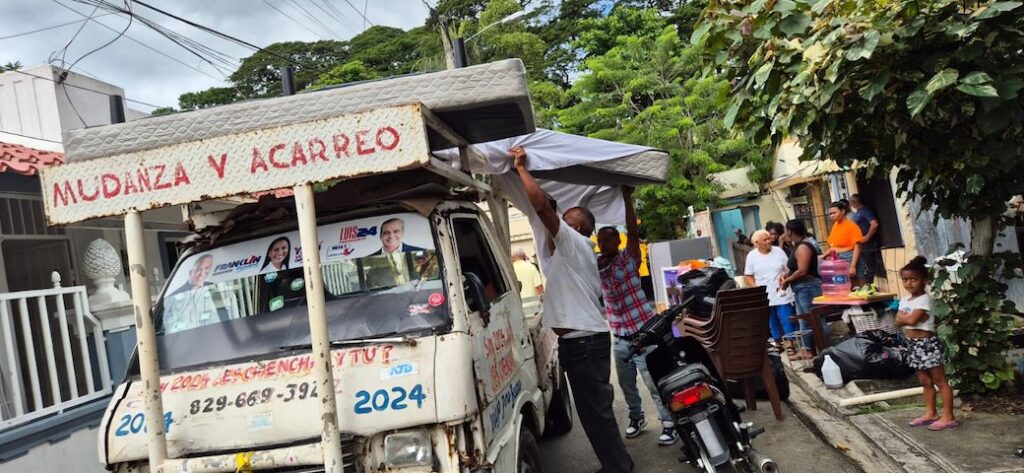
top-left (293, 184), bottom-right (344, 472)
top-left (125, 210), bottom-right (167, 471)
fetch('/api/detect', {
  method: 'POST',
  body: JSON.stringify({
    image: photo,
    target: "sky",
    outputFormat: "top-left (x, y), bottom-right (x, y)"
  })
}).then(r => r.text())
top-left (0, 0), bottom-right (432, 111)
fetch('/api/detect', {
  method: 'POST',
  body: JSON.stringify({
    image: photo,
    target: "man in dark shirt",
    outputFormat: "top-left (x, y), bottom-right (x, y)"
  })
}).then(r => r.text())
top-left (850, 194), bottom-right (883, 283)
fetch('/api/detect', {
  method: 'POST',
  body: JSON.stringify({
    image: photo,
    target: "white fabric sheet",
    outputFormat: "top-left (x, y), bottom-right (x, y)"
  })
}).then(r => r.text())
top-left (434, 128), bottom-right (665, 270)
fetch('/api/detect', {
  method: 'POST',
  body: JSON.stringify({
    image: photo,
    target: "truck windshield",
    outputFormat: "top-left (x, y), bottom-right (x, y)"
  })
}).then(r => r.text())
top-left (151, 212), bottom-right (449, 369)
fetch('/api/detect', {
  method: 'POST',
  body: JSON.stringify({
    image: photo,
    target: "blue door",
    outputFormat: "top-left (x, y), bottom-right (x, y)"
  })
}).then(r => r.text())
top-left (712, 208), bottom-right (745, 262)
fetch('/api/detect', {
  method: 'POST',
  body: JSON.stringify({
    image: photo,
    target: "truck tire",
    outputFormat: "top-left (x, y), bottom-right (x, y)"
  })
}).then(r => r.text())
top-left (518, 426), bottom-right (543, 473)
top-left (544, 369), bottom-right (573, 437)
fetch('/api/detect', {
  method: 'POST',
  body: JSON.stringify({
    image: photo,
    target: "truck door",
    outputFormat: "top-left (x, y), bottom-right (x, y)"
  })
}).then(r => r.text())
top-left (450, 215), bottom-right (535, 448)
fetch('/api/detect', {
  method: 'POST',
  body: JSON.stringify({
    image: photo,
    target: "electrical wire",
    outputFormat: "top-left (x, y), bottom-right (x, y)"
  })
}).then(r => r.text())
top-left (312, 0), bottom-right (358, 36)
top-left (0, 14), bottom-right (112, 41)
top-left (68, 0), bottom-right (240, 76)
top-left (50, 3), bottom-right (101, 69)
top-left (9, 69), bottom-right (165, 109)
top-left (261, 0), bottom-right (328, 40)
top-left (287, 0), bottom-right (343, 38)
top-left (59, 1), bottom-right (133, 80)
top-left (53, 0), bottom-right (226, 81)
top-left (362, 0), bottom-right (369, 30)
top-left (127, 0), bottom-right (330, 74)
top-left (338, 0), bottom-right (374, 26)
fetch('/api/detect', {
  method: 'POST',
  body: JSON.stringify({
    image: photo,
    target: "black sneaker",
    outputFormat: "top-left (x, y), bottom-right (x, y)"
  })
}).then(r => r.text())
top-left (658, 425), bottom-right (679, 446)
top-left (625, 417), bottom-right (646, 438)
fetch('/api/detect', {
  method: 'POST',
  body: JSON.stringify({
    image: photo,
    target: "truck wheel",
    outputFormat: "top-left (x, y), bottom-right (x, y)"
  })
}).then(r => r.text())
top-left (544, 369), bottom-right (573, 437)
top-left (518, 427), bottom-right (543, 473)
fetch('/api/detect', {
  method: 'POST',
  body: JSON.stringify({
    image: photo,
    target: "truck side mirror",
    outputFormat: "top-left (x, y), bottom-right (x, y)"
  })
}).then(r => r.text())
top-left (464, 272), bottom-right (491, 325)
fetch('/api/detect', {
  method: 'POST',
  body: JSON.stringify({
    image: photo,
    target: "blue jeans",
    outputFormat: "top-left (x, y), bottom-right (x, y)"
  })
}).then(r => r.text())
top-left (769, 304), bottom-right (796, 341)
top-left (792, 278), bottom-right (828, 349)
top-left (613, 336), bottom-right (671, 422)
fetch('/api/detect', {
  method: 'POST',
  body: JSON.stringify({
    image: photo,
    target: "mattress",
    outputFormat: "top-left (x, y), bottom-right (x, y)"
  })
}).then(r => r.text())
top-left (532, 151), bottom-right (669, 185)
top-left (62, 59), bottom-right (535, 162)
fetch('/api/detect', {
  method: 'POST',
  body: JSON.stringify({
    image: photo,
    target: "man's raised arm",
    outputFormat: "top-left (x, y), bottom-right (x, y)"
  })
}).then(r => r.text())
top-left (622, 186), bottom-right (641, 256)
top-left (511, 147), bottom-right (560, 236)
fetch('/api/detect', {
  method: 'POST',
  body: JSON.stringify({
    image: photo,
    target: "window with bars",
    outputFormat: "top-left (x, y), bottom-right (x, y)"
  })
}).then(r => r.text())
top-left (0, 196), bottom-right (65, 237)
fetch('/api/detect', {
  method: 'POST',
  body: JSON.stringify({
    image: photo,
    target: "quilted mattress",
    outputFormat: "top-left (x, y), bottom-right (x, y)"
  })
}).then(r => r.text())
top-left (62, 59), bottom-right (536, 162)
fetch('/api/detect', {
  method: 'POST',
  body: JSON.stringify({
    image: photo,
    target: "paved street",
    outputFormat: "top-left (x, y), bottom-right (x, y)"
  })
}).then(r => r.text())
top-left (539, 368), bottom-right (863, 473)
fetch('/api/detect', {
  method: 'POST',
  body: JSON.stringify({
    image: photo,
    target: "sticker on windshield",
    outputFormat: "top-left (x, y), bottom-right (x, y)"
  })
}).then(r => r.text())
top-left (165, 212), bottom-right (434, 290)
top-left (428, 293), bottom-right (445, 307)
top-left (290, 278), bottom-right (305, 291)
top-left (380, 362), bottom-right (418, 380)
top-left (269, 296), bottom-right (284, 312)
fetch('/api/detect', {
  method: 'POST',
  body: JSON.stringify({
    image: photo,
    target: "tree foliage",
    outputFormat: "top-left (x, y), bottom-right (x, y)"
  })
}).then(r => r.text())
top-left (561, 8), bottom-right (769, 239)
top-left (229, 40), bottom-right (349, 97)
top-left (308, 60), bottom-right (381, 90)
top-left (697, 0), bottom-right (1024, 392)
top-left (0, 61), bottom-right (22, 72)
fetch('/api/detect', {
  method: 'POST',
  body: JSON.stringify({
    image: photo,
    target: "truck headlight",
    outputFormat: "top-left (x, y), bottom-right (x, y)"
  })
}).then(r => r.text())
top-left (384, 429), bottom-right (433, 468)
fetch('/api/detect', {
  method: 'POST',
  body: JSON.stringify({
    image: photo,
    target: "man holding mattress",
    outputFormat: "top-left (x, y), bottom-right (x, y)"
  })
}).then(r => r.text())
top-left (511, 146), bottom-right (634, 473)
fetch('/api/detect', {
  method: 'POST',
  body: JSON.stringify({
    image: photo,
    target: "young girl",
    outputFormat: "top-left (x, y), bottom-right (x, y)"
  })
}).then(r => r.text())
top-left (895, 256), bottom-right (958, 431)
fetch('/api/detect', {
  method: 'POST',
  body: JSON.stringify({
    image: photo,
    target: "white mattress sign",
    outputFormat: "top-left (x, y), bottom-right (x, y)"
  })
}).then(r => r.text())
top-left (40, 103), bottom-right (431, 225)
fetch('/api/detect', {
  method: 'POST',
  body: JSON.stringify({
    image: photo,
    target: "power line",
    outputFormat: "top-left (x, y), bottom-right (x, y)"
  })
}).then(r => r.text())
top-left (69, 0), bottom-right (240, 76)
top-left (60, 2), bottom-right (134, 81)
top-left (287, 0), bottom-right (343, 38)
top-left (0, 14), bottom-right (113, 41)
top-left (261, 0), bottom-right (327, 40)
top-left (129, 0), bottom-right (328, 73)
top-left (338, 0), bottom-right (374, 27)
top-left (311, 0), bottom-right (358, 36)
top-left (55, 0), bottom-right (231, 81)
top-left (9, 69), bottom-right (165, 109)
top-left (363, 0), bottom-right (369, 30)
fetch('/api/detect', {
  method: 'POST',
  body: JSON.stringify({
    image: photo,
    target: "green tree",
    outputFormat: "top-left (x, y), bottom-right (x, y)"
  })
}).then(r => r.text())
top-left (178, 86), bottom-right (243, 111)
top-left (0, 61), bottom-right (22, 72)
top-left (562, 8), bottom-right (769, 239)
top-left (150, 106), bottom-right (176, 116)
top-left (229, 40), bottom-right (349, 97)
top-left (309, 60), bottom-right (382, 90)
top-left (348, 26), bottom-right (442, 76)
top-left (697, 0), bottom-right (1024, 392)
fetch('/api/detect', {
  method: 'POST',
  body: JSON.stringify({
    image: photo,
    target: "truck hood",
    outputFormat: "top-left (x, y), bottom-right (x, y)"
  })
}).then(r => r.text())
top-left (101, 338), bottom-right (440, 464)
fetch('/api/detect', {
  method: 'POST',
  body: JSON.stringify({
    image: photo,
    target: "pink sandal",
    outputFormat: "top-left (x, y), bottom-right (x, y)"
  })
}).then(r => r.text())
top-left (908, 417), bottom-right (938, 427)
top-left (927, 420), bottom-right (959, 431)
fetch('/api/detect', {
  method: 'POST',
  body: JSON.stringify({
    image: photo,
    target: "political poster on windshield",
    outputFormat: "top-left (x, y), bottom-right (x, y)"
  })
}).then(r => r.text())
top-left (164, 212), bottom-right (434, 294)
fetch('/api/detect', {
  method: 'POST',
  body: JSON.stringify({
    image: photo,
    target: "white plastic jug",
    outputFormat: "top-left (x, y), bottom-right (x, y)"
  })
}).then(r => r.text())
top-left (822, 355), bottom-right (843, 389)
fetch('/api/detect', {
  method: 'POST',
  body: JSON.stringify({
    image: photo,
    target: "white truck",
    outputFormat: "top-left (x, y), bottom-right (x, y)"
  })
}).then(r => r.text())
top-left (41, 60), bottom-right (667, 473)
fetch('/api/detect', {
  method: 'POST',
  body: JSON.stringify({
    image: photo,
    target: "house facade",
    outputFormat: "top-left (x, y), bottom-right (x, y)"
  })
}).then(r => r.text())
top-left (0, 65), bottom-right (191, 472)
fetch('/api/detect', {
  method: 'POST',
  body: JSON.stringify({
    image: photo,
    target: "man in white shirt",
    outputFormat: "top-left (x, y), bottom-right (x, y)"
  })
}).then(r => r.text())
top-left (512, 248), bottom-right (544, 298)
top-left (511, 146), bottom-right (634, 473)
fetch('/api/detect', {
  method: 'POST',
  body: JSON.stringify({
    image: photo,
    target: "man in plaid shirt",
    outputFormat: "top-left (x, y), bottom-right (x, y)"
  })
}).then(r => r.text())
top-left (597, 186), bottom-right (676, 446)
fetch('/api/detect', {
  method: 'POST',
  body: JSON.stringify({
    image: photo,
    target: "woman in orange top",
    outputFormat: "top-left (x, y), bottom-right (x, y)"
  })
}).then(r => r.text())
top-left (826, 201), bottom-right (862, 278)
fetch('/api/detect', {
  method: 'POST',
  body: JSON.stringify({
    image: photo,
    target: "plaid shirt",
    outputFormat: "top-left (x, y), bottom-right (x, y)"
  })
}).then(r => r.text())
top-left (598, 247), bottom-right (654, 337)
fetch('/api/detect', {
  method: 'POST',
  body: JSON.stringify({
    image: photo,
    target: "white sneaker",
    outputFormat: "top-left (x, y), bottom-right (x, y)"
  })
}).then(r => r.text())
top-left (658, 421), bottom-right (678, 446)
top-left (625, 417), bottom-right (646, 438)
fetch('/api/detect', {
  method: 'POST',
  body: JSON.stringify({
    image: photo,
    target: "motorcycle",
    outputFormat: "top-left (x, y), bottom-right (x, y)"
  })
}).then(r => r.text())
top-left (629, 268), bottom-right (778, 473)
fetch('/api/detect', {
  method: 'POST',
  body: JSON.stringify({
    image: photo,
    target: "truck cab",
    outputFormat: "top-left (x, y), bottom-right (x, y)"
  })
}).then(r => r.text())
top-left (98, 182), bottom-right (568, 472)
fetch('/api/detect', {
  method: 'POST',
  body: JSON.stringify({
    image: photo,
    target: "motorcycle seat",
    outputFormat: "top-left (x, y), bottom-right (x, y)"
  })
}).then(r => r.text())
top-left (657, 363), bottom-right (711, 398)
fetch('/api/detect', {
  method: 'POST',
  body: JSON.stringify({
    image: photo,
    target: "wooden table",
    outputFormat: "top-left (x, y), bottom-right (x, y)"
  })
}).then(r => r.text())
top-left (798, 294), bottom-right (897, 353)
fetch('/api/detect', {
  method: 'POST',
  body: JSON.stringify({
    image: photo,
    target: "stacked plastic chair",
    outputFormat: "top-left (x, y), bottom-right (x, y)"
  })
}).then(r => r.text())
top-left (679, 286), bottom-right (785, 420)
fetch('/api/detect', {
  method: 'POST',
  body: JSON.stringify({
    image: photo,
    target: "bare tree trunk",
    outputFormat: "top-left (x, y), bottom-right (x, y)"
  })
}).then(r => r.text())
top-left (971, 216), bottom-right (996, 257)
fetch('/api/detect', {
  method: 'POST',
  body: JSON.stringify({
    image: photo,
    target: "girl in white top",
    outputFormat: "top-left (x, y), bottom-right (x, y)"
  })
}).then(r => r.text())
top-left (895, 256), bottom-right (958, 431)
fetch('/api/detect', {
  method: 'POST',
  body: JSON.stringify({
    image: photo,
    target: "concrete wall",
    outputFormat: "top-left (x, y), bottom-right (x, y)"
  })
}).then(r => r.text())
top-left (0, 65), bottom-right (131, 147)
top-left (1, 425), bottom-right (105, 473)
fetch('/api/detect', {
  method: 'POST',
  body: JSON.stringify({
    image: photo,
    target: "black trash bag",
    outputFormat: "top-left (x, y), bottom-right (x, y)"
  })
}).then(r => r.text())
top-left (726, 350), bottom-right (790, 401)
top-left (812, 329), bottom-right (914, 381)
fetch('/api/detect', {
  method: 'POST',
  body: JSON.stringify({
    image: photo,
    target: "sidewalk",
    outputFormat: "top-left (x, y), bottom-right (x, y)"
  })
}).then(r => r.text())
top-left (783, 357), bottom-right (1024, 473)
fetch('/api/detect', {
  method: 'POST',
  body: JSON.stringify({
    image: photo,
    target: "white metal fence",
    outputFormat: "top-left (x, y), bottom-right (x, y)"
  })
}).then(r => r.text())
top-left (0, 272), bottom-right (111, 429)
